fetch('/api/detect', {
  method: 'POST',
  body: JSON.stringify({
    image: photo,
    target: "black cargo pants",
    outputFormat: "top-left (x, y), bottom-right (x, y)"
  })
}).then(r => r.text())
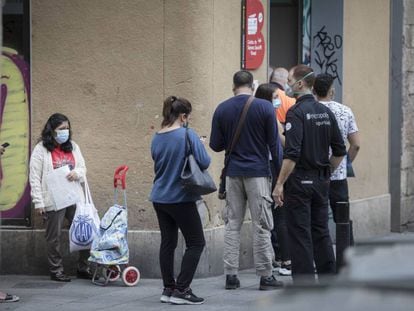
top-left (284, 169), bottom-right (336, 282)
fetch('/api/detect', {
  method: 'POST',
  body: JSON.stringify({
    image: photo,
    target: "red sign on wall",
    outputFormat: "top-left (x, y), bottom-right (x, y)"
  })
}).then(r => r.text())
top-left (242, 0), bottom-right (265, 70)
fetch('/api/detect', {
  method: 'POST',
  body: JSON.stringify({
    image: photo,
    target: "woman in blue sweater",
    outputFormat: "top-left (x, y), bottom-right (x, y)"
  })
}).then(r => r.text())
top-left (150, 96), bottom-right (210, 305)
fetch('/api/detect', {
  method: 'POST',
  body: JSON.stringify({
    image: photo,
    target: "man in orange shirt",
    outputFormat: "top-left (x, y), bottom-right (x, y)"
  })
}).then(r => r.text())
top-left (270, 67), bottom-right (296, 124)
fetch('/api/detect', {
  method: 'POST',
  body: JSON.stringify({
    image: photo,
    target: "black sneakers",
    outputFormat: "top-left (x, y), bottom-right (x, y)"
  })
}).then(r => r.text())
top-left (50, 272), bottom-right (71, 282)
top-left (259, 275), bottom-right (283, 290)
top-left (225, 274), bottom-right (240, 290)
top-left (160, 287), bottom-right (174, 303)
top-left (169, 288), bottom-right (204, 305)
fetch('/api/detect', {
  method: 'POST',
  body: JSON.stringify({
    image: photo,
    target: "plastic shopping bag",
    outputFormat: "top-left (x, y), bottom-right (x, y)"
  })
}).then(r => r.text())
top-left (69, 179), bottom-right (100, 253)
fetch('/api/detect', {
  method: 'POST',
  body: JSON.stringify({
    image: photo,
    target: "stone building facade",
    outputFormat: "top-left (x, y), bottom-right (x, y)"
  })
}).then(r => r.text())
top-left (400, 0), bottom-right (414, 229)
top-left (1, 0), bottom-right (413, 276)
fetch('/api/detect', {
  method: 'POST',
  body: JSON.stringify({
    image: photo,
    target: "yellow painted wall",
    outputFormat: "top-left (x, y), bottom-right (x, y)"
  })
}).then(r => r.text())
top-left (32, 0), bottom-right (164, 229)
top-left (343, 0), bottom-right (390, 199)
top-left (31, 0), bottom-right (269, 229)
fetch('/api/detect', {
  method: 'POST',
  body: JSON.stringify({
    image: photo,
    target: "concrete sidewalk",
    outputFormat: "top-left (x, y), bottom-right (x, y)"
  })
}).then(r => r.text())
top-left (3, 233), bottom-right (414, 311)
top-left (0, 269), bottom-right (291, 311)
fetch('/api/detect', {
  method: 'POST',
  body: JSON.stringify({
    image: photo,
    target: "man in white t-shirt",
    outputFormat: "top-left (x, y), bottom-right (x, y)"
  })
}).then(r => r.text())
top-left (313, 73), bottom-right (361, 245)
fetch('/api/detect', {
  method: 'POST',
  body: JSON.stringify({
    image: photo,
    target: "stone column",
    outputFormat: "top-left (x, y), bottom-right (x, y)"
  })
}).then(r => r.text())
top-left (401, 0), bottom-right (414, 228)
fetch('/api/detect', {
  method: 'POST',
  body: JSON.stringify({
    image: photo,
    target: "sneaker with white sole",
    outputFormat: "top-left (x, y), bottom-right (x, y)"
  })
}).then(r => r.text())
top-left (278, 263), bottom-right (292, 276)
top-left (160, 287), bottom-right (174, 303)
top-left (272, 260), bottom-right (281, 272)
top-left (169, 288), bottom-right (204, 305)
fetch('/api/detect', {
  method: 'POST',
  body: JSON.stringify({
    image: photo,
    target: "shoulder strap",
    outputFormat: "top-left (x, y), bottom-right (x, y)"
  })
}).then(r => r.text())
top-left (224, 96), bottom-right (254, 166)
top-left (184, 128), bottom-right (193, 155)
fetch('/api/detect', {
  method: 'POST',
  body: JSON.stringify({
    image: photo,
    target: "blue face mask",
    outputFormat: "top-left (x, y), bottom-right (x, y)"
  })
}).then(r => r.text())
top-left (55, 129), bottom-right (69, 144)
top-left (272, 98), bottom-right (281, 109)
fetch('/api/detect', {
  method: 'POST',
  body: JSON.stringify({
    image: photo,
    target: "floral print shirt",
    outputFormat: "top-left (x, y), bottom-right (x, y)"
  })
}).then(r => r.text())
top-left (320, 101), bottom-right (358, 180)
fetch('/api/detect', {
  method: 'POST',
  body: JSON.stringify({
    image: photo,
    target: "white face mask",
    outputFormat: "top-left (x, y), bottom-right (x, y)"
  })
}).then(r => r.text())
top-left (285, 83), bottom-right (294, 97)
top-left (55, 129), bottom-right (69, 144)
top-left (285, 71), bottom-right (315, 98)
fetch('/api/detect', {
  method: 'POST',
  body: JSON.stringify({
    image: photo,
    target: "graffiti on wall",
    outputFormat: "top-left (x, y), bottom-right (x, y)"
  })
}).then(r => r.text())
top-left (313, 25), bottom-right (343, 85)
top-left (0, 47), bottom-right (31, 223)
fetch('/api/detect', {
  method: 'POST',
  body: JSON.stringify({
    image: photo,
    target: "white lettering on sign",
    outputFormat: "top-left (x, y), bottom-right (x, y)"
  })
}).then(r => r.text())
top-left (248, 14), bottom-right (258, 35)
top-left (247, 45), bottom-right (262, 51)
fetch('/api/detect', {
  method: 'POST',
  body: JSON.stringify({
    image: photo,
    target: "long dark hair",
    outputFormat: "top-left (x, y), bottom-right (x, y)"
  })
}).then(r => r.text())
top-left (40, 113), bottom-right (73, 152)
top-left (255, 83), bottom-right (278, 102)
top-left (161, 96), bottom-right (192, 127)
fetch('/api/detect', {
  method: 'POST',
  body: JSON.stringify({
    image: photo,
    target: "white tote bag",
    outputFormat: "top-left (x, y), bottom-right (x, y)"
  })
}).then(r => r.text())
top-left (69, 179), bottom-right (100, 253)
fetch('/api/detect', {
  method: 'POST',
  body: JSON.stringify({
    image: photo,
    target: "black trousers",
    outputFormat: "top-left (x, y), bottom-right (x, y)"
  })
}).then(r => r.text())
top-left (153, 202), bottom-right (205, 291)
top-left (270, 161), bottom-right (290, 262)
top-left (271, 206), bottom-right (290, 262)
top-left (285, 171), bottom-right (336, 282)
top-left (329, 179), bottom-right (354, 245)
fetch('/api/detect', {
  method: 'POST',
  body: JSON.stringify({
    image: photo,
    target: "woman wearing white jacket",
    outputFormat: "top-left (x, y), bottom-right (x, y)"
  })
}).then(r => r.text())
top-left (29, 113), bottom-right (91, 282)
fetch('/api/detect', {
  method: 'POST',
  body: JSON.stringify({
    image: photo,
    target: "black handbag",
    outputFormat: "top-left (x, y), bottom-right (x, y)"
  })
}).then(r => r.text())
top-left (181, 128), bottom-right (217, 195)
top-left (218, 96), bottom-right (254, 200)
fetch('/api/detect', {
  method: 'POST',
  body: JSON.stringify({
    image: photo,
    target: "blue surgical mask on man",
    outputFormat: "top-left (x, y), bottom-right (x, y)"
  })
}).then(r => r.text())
top-left (272, 98), bottom-right (281, 109)
top-left (55, 129), bottom-right (69, 144)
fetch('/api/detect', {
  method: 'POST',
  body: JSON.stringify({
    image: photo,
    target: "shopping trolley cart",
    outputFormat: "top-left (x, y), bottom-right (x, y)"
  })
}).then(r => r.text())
top-left (89, 165), bottom-right (140, 286)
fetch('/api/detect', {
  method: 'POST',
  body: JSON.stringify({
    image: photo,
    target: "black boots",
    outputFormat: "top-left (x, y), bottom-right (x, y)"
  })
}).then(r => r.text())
top-left (225, 274), bottom-right (240, 289)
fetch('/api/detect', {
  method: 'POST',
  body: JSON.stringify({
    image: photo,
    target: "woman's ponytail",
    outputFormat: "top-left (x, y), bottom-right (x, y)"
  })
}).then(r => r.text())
top-left (161, 96), bottom-right (192, 127)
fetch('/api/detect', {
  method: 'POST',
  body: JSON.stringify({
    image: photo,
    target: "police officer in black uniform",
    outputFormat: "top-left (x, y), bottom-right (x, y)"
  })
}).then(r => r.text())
top-left (273, 65), bottom-right (346, 283)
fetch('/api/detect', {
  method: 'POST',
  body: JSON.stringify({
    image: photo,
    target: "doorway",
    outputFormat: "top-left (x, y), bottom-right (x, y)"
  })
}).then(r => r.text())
top-left (268, 0), bottom-right (301, 70)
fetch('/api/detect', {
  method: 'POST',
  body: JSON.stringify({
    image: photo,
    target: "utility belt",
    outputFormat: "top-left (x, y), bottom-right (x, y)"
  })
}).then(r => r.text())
top-left (293, 167), bottom-right (331, 179)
